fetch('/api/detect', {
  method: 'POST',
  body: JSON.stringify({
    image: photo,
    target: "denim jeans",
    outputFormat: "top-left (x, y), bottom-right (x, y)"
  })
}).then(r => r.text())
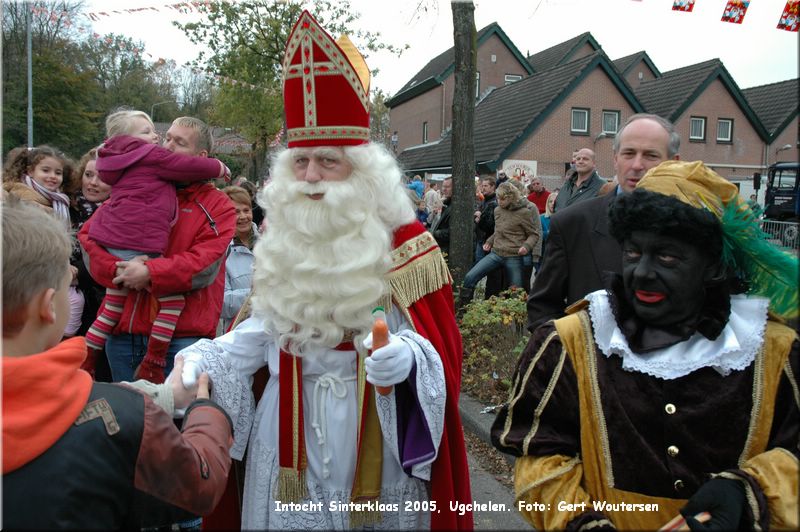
top-left (105, 334), bottom-right (202, 383)
top-left (474, 240), bottom-right (488, 263)
top-left (463, 251), bottom-right (524, 290)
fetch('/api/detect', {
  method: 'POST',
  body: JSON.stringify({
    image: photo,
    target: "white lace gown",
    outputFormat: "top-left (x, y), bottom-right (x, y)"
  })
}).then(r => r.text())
top-left (179, 310), bottom-right (446, 530)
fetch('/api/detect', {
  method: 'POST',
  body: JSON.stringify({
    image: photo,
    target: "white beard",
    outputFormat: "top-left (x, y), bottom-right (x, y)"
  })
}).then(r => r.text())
top-left (251, 144), bottom-right (416, 355)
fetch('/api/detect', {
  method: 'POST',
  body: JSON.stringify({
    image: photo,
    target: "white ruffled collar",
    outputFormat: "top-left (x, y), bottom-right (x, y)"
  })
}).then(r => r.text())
top-left (585, 290), bottom-right (768, 380)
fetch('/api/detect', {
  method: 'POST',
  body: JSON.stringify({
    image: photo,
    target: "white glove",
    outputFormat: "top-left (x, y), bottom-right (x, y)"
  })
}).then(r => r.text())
top-left (363, 332), bottom-right (414, 388)
top-left (181, 349), bottom-right (207, 389)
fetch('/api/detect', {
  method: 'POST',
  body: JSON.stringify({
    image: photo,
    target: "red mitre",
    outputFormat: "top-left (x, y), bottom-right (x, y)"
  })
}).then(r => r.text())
top-left (283, 11), bottom-right (370, 148)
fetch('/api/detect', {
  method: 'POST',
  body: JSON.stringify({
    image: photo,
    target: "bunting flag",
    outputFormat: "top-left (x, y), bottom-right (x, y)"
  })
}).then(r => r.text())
top-left (777, 0), bottom-right (800, 31)
top-left (672, 0), bottom-right (696, 12)
top-left (721, 1), bottom-right (750, 24)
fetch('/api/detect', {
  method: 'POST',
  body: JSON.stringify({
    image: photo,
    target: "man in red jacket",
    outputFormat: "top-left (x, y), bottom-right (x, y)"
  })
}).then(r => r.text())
top-left (79, 116), bottom-right (235, 383)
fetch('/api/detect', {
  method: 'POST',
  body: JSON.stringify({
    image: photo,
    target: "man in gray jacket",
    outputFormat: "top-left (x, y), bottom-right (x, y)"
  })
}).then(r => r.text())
top-left (553, 148), bottom-right (604, 213)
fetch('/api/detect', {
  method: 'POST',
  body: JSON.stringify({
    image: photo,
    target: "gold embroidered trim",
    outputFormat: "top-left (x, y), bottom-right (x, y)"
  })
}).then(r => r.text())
top-left (300, 34), bottom-right (317, 128)
top-left (515, 455), bottom-right (582, 499)
top-left (287, 126), bottom-right (371, 142)
top-left (390, 230), bottom-right (439, 269)
top-left (739, 345), bottom-right (765, 466)
top-left (522, 347), bottom-right (566, 455)
top-left (579, 311), bottom-right (615, 487)
top-left (774, 446), bottom-right (800, 464)
top-left (282, 13), bottom-right (368, 108)
top-left (499, 329), bottom-right (559, 449)
top-left (783, 360), bottom-right (800, 410)
top-left (292, 360), bottom-right (300, 468)
top-left (577, 519), bottom-right (615, 531)
top-left (387, 242), bottom-right (452, 311)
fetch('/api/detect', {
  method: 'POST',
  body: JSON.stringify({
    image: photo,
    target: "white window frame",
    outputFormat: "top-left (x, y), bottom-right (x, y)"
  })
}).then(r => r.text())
top-left (475, 71), bottom-right (481, 99)
top-left (690, 117), bottom-right (706, 141)
top-left (422, 121), bottom-right (428, 144)
top-left (716, 119), bottom-right (733, 143)
top-left (601, 110), bottom-right (620, 134)
top-left (504, 74), bottom-right (522, 85)
top-left (571, 108), bottom-right (589, 134)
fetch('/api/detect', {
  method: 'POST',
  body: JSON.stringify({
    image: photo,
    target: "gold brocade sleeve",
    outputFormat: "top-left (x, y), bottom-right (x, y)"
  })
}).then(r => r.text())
top-left (515, 454), bottom-right (612, 531)
top-left (740, 448), bottom-right (799, 530)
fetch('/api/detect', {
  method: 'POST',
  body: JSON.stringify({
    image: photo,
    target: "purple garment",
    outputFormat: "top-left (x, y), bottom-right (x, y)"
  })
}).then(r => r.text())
top-left (394, 364), bottom-right (436, 474)
top-left (89, 135), bottom-right (224, 254)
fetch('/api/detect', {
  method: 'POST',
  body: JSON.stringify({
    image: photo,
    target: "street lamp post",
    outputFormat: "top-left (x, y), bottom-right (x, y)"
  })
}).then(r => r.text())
top-left (593, 131), bottom-right (611, 145)
top-left (150, 100), bottom-right (180, 121)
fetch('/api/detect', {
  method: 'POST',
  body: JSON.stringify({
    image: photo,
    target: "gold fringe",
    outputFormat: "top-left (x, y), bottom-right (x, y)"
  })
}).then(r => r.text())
top-left (387, 247), bottom-right (452, 310)
top-left (275, 467), bottom-right (307, 502)
top-left (349, 503), bottom-right (382, 527)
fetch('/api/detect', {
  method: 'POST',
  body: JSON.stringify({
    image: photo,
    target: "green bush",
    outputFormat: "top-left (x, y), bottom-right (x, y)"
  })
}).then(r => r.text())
top-left (459, 287), bottom-right (529, 405)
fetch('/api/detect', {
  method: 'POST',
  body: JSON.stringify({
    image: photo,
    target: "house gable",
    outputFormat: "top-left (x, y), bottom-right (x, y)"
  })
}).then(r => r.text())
top-left (742, 78), bottom-right (799, 143)
top-left (386, 21), bottom-right (532, 109)
top-left (397, 51), bottom-right (642, 174)
top-left (635, 59), bottom-right (768, 141)
top-left (526, 32), bottom-right (602, 72)
top-left (613, 51), bottom-right (661, 88)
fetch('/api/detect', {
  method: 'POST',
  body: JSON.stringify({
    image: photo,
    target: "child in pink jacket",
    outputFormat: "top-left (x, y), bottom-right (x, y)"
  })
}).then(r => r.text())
top-left (83, 110), bottom-right (230, 383)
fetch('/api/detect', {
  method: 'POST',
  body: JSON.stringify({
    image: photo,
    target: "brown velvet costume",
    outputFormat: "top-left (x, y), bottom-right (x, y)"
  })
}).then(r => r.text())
top-left (492, 307), bottom-right (799, 530)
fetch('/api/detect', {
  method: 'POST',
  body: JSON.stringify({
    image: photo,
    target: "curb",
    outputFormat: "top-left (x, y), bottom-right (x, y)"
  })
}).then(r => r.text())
top-left (458, 393), bottom-right (515, 466)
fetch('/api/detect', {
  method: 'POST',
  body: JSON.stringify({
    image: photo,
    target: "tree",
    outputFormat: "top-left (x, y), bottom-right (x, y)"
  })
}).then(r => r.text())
top-left (450, 0), bottom-right (477, 297)
top-left (370, 88), bottom-right (392, 148)
top-left (2, 1), bottom-right (98, 156)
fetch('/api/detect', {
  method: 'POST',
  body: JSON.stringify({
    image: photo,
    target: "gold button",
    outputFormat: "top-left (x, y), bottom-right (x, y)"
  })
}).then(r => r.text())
top-left (665, 403), bottom-right (676, 414)
top-left (674, 479), bottom-right (684, 491)
top-left (667, 445), bottom-right (680, 457)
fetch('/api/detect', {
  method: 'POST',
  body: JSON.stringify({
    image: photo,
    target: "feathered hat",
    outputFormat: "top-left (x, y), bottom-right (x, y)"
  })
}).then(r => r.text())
top-left (282, 10), bottom-right (370, 147)
top-left (637, 160), bottom-right (799, 319)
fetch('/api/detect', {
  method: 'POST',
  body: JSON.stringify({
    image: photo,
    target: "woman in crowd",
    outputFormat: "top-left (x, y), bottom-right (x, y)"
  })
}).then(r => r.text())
top-left (69, 147), bottom-right (114, 379)
top-left (459, 181), bottom-right (540, 306)
top-left (219, 185), bottom-right (259, 333)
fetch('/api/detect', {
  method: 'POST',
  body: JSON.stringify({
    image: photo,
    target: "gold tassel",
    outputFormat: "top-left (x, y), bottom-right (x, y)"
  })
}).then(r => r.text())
top-left (349, 499), bottom-right (383, 527)
top-left (388, 248), bottom-right (452, 310)
top-left (275, 467), bottom-right (307, 502)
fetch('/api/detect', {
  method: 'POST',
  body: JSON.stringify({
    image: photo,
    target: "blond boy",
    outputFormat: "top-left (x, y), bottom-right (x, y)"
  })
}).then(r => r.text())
top-left (2, 199), bottom-right (233, 529)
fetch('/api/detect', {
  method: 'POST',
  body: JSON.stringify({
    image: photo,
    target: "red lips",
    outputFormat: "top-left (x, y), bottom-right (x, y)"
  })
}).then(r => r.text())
top-left (635, 290), bottom-right (666, 303)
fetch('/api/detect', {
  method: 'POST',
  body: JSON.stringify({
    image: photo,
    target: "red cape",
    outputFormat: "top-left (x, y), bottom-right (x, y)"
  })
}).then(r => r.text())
top-left (392, 221), bottom-right (473, 530)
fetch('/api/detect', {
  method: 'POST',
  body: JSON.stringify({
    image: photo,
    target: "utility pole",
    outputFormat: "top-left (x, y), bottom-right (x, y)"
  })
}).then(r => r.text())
top-left (26, 2), bottom-right (33, 147)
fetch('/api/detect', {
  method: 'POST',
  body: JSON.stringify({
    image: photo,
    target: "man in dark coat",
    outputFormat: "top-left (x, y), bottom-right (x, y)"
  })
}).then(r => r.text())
top-left (430, 176), bottom-right (452, 256)
top-left (527, 113), bottom-right (681, 331)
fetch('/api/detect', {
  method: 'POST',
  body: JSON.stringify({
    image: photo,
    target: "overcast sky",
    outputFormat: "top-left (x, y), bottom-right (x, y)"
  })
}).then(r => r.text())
top-left (87, 0), bottom-right (798, 95)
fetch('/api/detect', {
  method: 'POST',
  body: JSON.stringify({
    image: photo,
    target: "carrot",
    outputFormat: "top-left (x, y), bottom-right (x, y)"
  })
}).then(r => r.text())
top-left (371, 317), bottom-right (392, 395)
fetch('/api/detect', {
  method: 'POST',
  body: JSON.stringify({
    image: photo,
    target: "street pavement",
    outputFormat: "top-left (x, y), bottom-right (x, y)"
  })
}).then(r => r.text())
top-left (459, 394), bottom-right (529, 530)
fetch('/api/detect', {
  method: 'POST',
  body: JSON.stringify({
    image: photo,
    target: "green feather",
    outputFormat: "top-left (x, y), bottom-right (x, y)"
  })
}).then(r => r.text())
top-left (719, 201), bottom-right (799, 319)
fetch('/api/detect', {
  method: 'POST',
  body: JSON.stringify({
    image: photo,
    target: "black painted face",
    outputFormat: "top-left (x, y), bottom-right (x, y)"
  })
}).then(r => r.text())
top-left (622, 230), bottom-right (716, 327)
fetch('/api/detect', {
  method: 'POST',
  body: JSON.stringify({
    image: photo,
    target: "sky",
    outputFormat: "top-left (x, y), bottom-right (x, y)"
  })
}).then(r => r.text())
top-left (85, 0), bottom-right (798, 95)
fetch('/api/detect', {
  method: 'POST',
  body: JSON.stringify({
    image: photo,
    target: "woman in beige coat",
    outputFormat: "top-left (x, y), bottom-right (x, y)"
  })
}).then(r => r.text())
top-left (460, 181), bottom-right (540, 305)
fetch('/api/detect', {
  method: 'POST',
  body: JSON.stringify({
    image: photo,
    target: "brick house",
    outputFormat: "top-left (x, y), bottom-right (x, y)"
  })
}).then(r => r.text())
top-left (397, 51), bottom-right (643, 187)
top-left (634, 58), bottom-right (768, 192)
top-left (390, 30), bottom-right (798, 194)
top-left (386, 22), bottom-right (533, 153)
top-left (742, 78), bottom-right (800, 165)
